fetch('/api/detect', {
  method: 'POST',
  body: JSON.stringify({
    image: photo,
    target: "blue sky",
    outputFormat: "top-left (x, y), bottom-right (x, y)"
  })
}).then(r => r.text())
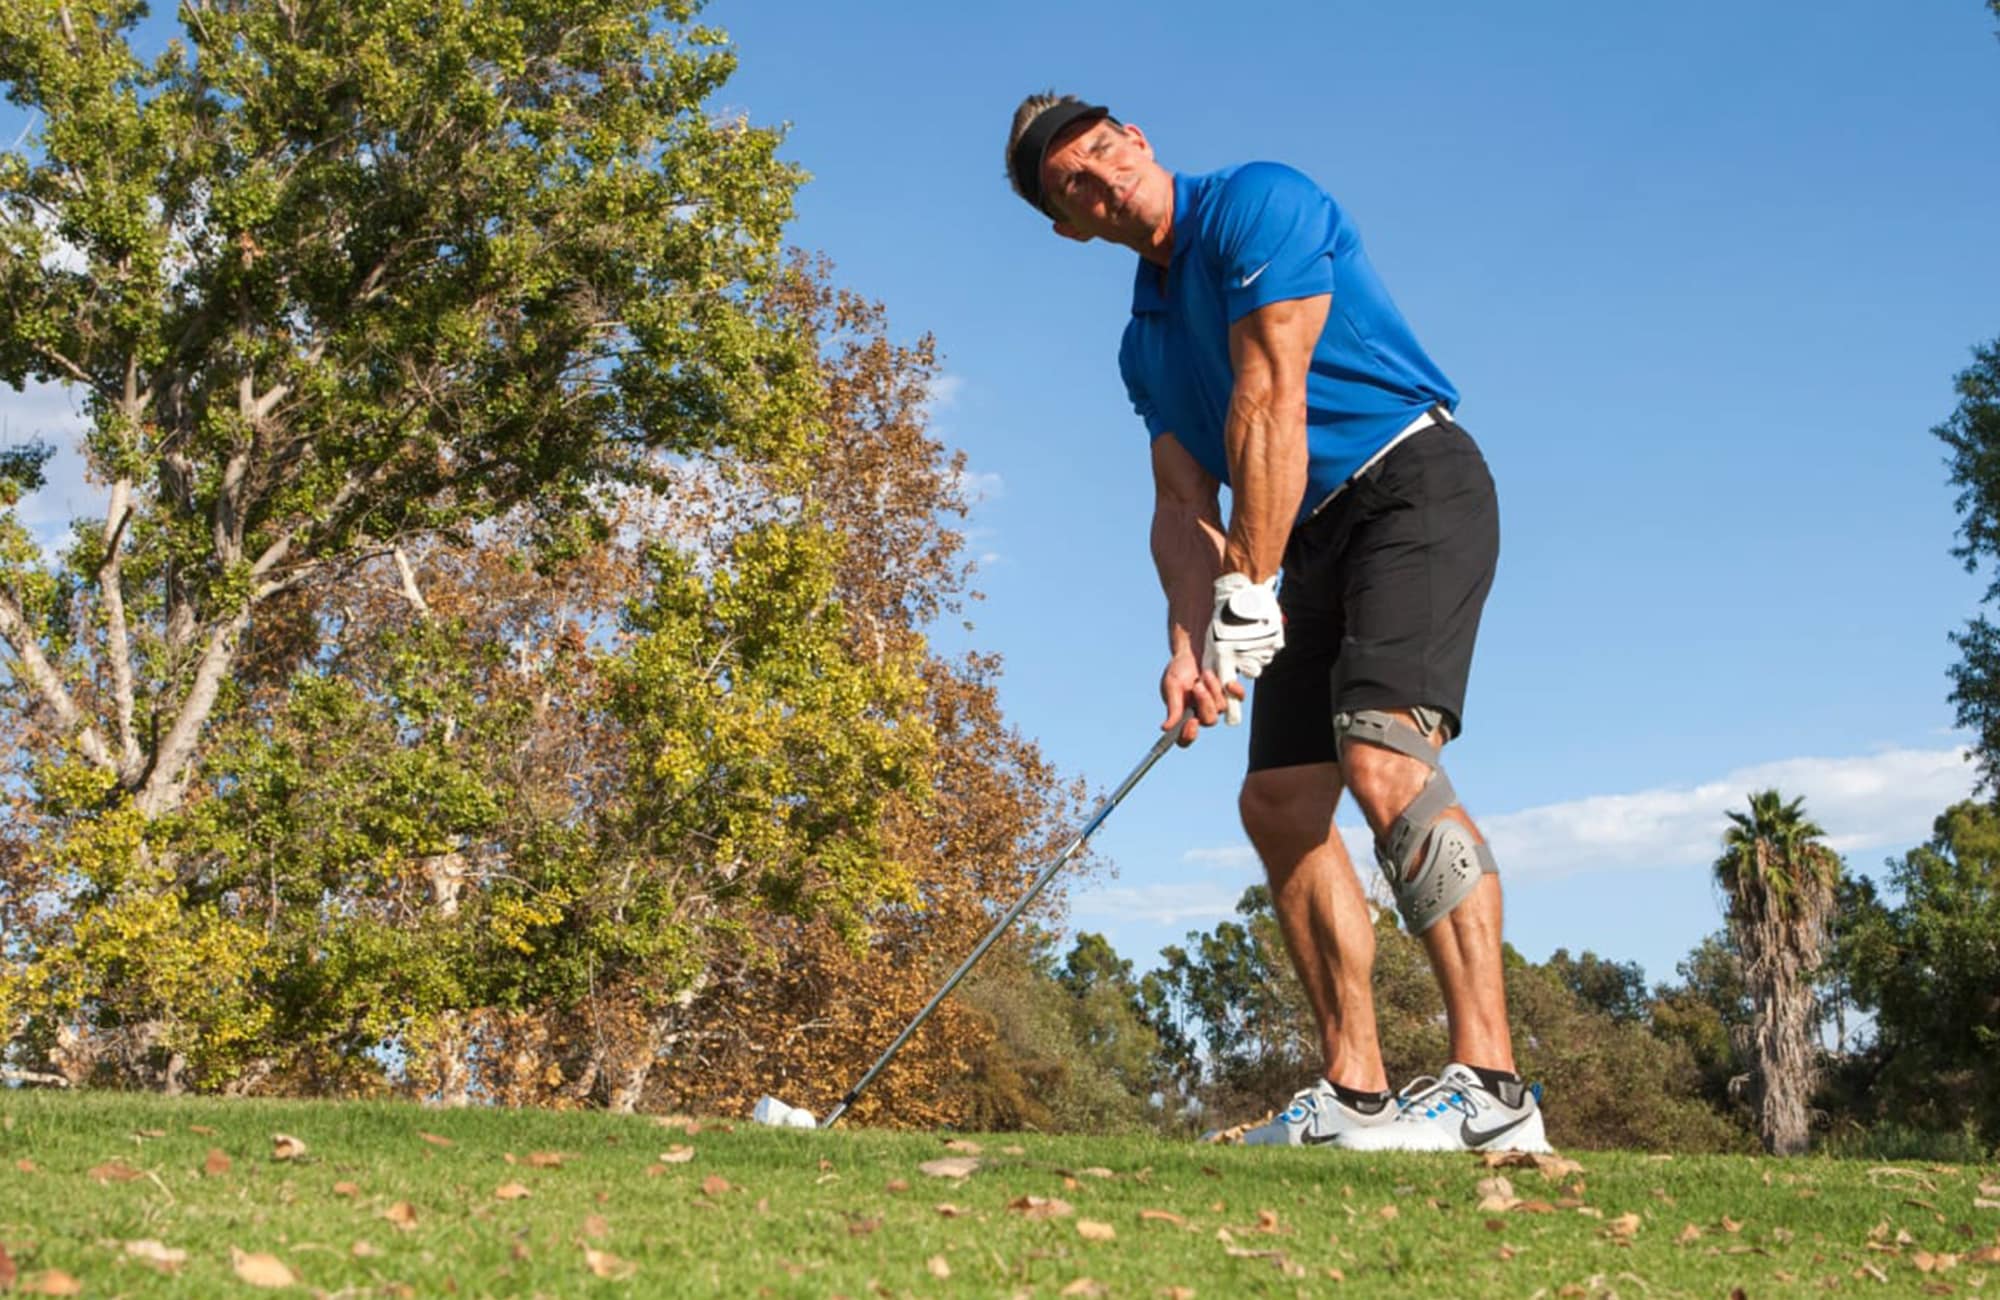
top-left (5, 2), bottom-right (1999, 992)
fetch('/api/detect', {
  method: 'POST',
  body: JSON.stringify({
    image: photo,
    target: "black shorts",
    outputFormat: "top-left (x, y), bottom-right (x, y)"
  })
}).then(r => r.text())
top-left (1247, 418), bottom-right (1500, 773)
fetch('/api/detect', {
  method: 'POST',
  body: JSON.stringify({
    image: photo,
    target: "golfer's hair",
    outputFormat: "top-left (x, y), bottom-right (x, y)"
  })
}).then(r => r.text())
top-left (1005, 90), bottom-right (1083, 200)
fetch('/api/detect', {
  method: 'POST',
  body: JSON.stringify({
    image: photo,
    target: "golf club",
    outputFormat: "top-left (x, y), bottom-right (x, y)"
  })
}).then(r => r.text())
top-left (754, 717), bottom-right (1184, 1130)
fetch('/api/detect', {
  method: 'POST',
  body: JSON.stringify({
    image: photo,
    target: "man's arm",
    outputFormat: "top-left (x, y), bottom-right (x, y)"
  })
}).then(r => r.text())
top-left (1151, 433), bottom-right (1228, 741)
top-left (1223, 292), bottom-right (1331, 580)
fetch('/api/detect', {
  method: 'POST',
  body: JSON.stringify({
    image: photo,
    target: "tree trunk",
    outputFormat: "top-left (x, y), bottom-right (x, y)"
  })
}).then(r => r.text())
top-left (1744, 920), bottom-right (1818, 1156)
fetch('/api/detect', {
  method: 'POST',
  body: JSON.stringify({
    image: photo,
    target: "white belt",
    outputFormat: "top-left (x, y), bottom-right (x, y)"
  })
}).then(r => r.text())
top-left (1300, 405), bottom-right (1452, 523)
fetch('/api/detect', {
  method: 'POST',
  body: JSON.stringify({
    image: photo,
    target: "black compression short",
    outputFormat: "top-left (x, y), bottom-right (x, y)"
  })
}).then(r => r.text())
top-left (1246, 418), bottom-right (1500, 773)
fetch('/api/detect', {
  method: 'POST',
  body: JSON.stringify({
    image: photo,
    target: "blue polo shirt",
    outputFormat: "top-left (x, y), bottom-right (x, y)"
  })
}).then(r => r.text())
top-left (1118, 164), bottom-right (1458, 522)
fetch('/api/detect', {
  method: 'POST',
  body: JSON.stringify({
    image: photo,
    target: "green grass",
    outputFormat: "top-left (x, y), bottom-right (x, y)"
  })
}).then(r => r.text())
top-left (1, 1091), bottom-right (1995, 1297)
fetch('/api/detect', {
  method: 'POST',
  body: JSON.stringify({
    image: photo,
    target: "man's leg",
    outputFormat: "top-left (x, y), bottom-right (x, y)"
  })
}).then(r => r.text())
top-left (1339, 715), bottom-right (1513, 1073)
top-left (1238, 762), bottom-right (1388, 1093)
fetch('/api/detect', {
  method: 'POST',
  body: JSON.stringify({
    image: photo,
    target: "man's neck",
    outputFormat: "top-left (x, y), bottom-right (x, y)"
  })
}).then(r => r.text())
top-left (1129, 178), bottom-right (1175, 266)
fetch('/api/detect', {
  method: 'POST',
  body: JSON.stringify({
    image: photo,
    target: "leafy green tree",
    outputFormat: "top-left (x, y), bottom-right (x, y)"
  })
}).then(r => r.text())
top-left (1840, 801), bottom-right (2000, 1144)
top-left (1714, 790), bottom-right (1840, 1155)
top-left (1938, 338), bottom-right (2000, 785)
top-left (0, 0), bottom-right (805, 1090)
top-left (1647, 931), bottom-right (1752, 1110)
top-left (1546, 948), bottom-right (1649, 1025)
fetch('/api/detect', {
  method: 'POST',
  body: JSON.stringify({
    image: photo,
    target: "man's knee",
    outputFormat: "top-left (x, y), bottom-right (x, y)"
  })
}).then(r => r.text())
top-left (1334, 708), bottom-right (1496, 933)
top-left (1238, 764), bottom-right (1340, 852)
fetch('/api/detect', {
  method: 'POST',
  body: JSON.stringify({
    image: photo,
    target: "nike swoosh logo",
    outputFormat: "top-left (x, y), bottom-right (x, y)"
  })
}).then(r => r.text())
top-left (1238, 262), bottom-right (1270, 289)
top-left (1461, 1112), bottom-right (1531, 1148)
top-left (1219, 607), bottom-right (1263, 627)
top-left (1302, 1131), bottom-right (1343, 1146)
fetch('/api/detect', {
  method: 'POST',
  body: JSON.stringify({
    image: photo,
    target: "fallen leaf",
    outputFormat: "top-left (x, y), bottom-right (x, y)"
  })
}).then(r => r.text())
top-left (14, 1159), bottom-right (34, 1173)
top-left (494, 1182), bottom-right (532, 1201)
top-left (1161, 1288), bottom-right (1196, 1299)
top-left (125, 1239), bottom-right (189, 1272)
top-left (1476, 1175), bottom-right (1516, 1203)
top-left (1060, 1280), bottom-right (1107, 1298)
top-left (934, 1204), bottom-right (965, 1217)
top-left (1721, 1215), bottom-right (1743, 1233)
top-left (700, 1173), bottom-right (730, 1197)
top-left (943, 1139), bottom-right (982, 1154)
top-left (527, 1151), bottom-right (563, 1168)
top-left (383, 1201), bottom-right (419, 1231)
top-left (918, 1157), bottom-right (980, 1179)
top-left (1378, 1205), bottom-right (1399, 1221)
top-left (189, 1125), bottom-right (217, 1136)
top-left (1607, 1213), bottom-right (1642, 1238)
top-left (884, 1178), bottom-right (909, 1193)
top-left (231, 1246), bottom-right (298, 1288)
top-left (848, 1215), bottom-right (883, 1237)
top-left (660, 1145), bottom-right (695, 1164)
top-left (927, 1255), bottom-right (951, 1279)
top-left (203, 1148), bottom-right (232, 1177)
top-left (1009, 1195), bottom-right (1075, 1220)
top-left (418, 1132), bottom-right (454, 1148)
top-left (510, 1241), bottom-right (532, 1262)
top-left (1140, 1209), bottom-right (1187, 1227)
top-left (583, 1246), bottom-right (636, 1280)
top-left (18, 1269), bottom-right (82, 1296)
top-left (1969, 1245), bottom-right (2000, 1264)
top-left (88, 1159), bottom-right (143, 1183)
top-left (0, 1242), bottom-right (13, 1291)
top-left (1003, 1145), bottom-right (1026, 1155)
top-left (1677, 1223), bottom-right (1702, 1244)
top-left (271, 1133), bottom-right (306, 1161)
top-left (132, 1127), bottom-right (167, 1139)
top-left (352, 1241), bottom-right (381, 1258)
top-left (1077, 1220), bottom-right (1116, 1242)
top-left (581, 1213), bottom-right (610, 1239)
top-left (332, 1180), bottom-right (360, 1197)
top-left (1081, 1167), bottom-right (1115, 1179)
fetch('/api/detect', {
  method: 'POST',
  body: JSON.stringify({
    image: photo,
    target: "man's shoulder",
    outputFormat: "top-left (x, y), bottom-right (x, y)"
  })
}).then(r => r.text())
top-left (1199, 161), bottom-right (1330, 213)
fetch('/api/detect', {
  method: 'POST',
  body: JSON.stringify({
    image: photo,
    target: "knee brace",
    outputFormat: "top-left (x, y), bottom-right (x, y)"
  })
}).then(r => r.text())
top-left (1334, 708), bottom-right (1497, 934)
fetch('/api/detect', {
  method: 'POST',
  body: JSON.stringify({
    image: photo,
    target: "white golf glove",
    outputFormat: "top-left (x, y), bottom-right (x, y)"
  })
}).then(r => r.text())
top-left (1202, 573), bottom-right (1284, 726)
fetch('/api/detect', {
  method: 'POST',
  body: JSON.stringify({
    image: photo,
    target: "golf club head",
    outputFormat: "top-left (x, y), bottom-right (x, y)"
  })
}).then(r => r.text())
top-left (751, 1095), bottom-right (818, 1129)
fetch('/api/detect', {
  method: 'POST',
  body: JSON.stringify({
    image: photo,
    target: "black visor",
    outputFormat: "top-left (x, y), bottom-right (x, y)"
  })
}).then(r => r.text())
top-left (1010, 101), bottom-right (1112, 219)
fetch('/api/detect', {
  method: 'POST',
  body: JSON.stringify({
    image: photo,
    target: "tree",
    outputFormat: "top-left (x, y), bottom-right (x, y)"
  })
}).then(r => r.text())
top-left (1546, 948), bottom-right (1649, 1025)
top-left (1938, 339), bottom-right (2000, 785)
top-left (1713, 790), bottom-right (1840, 1155)
top-left (1840, 801), bottom-right (2000, 1144)
top-left (1647, 931), bottom-right (1752, 1111)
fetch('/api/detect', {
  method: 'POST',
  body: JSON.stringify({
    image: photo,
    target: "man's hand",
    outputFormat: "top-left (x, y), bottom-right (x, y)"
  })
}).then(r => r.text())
top-left (1160, 651), bottom-right (1228, 746)
top-left (1202, 573), bottom-right (1283, 725)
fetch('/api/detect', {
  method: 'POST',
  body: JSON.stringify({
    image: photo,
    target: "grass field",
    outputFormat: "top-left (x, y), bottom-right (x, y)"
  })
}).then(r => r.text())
top-left (1, 1090), bottom-right (1995, 1297)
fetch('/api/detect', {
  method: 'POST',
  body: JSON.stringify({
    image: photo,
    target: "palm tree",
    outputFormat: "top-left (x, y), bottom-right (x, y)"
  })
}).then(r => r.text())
top-left (1714, 790), bottom-right (1841, 1156)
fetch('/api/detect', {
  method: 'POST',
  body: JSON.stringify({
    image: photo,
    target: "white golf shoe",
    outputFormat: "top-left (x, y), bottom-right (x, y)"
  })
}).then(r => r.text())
top-left (1240, 1079), bottom-right (1399, 1147)
top-left (1337, 1063), bottom-right (1552, 1153)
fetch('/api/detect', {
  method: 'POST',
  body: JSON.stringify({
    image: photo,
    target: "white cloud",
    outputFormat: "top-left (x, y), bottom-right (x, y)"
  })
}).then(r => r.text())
top-left (1069, 881), bottom-right (1254, 926)
top-left (1169, 746), bottom-right (1975, 895)
top-left (925, 372), bottom-right (966, 413)
top-left (950, 466), bottom-right (1004, 506)
top-left (1483, 746), bottom-right (1973, 879)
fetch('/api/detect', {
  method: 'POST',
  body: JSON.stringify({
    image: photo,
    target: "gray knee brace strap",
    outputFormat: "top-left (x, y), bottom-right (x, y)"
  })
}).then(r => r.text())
top-left (1335, 709), bottom-right (1497, 934)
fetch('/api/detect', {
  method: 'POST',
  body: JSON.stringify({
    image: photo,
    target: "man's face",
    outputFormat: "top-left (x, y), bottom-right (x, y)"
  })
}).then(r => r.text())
top-left (1039, 119), bottom-right (1171, 244)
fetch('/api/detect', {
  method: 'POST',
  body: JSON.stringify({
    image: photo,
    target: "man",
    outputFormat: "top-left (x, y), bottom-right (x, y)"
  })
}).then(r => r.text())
top-left (1004, 94), bottom-right (1549, 1153)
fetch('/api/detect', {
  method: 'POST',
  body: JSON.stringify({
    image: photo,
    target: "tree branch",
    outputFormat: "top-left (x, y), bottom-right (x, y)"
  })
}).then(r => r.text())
top-left (96, 481), bottom-right (142, 779)
top-left (0, 584), bottom-right (117, 773)
top-left (136, 605), bottom-right (252, 818)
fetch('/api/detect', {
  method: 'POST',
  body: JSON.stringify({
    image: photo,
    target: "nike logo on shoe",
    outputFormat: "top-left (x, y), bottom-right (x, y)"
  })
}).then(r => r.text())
top-left (1460, 1112), bottom-right (1532, 1149)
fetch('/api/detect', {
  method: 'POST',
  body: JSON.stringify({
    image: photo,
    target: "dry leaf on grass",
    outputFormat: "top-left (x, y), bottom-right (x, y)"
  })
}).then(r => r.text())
top-left (203, 1148), bottom-right (232, 1177)
top-left (418, 1132), bottom-right (453, 1148)
top-left (18, 1269), bottom-right (82, 1296)
top-left (1140, 1209), bottom-right (1187, 1227)
top-left (1677, 1223), bottom-right (1702, 1244)
top-left (1720, 1215), bottom-right (1743, 1233)
top-left (124, 1239), bottom-right (188, 1272)
top-left (351, 1241), bottom-right (381, 1258)
top-left (942, 1139), bottom-right (982, 1154)
top-left (231, 1246), bottom-right (298, 1288)
top-left (1077, 1220), bottom-right (1116, 1242)
top-left (1009, 1195), bottom-right (1074, 1220)
top-left (189, 1125), bottom-right (216, 1136)
top-left (700, 1174), bottom-right (731, 1197)
top-left (383, 1201), bottom-right (419, 1231)
top-left (581, 1214), bottom-right (610, 1239)
top-left (271, 1133), bottom-right (307, 1161)
top-left (0, 1242), bottom-right (14, 1292)
top-left (918, 1157), bottom-right (980, 1179)
top-left (1377, 1205), bottom-right (1399, 1221)
top-left (583, 1246), bottom-right (636, 1280)
top-left (88, 1159), bottom-right (143, 1183)
top-left (1606, 1213), bottom-right (1642, 1238)
top-left (1060, 1279), bottom-right (1107, 1298)
top-left (14, 1159), bottom-right (34, 1173)
top-left (926, 1255), bottom-right (951, 1279)
top-left (659, 1145), bottom-right (695, 1164)
top-left (934, 1204), bottom-right (965, 1218)
top-left (527, 1151), bottom-right (563, 1168)
top-left (884, 1178), bottom-right (909, 1193)
top-left (332, 1180), bottom-right (360, 1197)
top-left (848, 1216), bottom-right (883, 1237)
top-left (494, 1182), bottom-right (532, 1201)
top-left (131, 1127), bottom-right (167, 1139)
top-left (1161, 1288), bottom-right (1196, 1299)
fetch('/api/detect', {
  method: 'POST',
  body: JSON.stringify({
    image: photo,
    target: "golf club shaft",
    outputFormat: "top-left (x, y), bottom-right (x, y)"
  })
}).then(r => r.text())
top-left (820, 721), bottom-right (1182, 1129)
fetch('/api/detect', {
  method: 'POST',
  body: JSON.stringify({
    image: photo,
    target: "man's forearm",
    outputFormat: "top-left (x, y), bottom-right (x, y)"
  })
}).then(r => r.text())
top-left (1151, 500), bottom-right (1226, 657)
top-left (1221, 378), bottom-right (1308, 582)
